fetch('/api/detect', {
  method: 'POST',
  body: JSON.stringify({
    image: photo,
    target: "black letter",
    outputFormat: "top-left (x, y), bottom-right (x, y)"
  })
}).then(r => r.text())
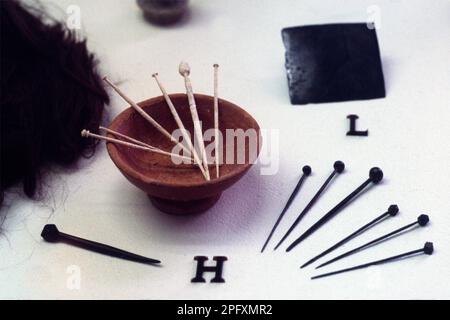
top-left (347, 114), bottom-right (368, 136)
top-left (191, 256), bottom-right (228, 283)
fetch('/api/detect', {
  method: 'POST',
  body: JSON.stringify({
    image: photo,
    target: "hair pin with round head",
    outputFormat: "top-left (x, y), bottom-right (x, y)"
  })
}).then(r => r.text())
top-left (311, 242), bottom-right (434, 280)
top-left (301, 204), bottom-right (399, 268)
top-left (274, 161), bottom-right (345, 251)
top-left (260, 165), bottom-right (312, 253)
top-left (286, 167), bottom-right (384, 252)
top-left (316, 214), bottom-right (430, 269)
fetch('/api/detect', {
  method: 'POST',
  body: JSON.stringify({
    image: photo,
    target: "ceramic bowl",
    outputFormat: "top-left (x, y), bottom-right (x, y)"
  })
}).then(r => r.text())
top-left (107, 93), bottom-right (261, 214)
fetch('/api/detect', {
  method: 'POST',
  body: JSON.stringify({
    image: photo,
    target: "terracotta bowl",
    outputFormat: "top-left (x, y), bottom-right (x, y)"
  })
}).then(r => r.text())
top-left (107, 93), bottom-right (261, 215)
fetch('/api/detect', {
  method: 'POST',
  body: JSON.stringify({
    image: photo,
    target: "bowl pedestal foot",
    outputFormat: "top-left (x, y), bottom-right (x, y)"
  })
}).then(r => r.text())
top-left (149, 193), bottom-right (222, 215)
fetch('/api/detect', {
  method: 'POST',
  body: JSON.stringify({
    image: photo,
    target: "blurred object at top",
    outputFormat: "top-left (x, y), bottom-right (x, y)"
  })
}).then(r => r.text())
top-left (137, 0), bottom-right (189, 25)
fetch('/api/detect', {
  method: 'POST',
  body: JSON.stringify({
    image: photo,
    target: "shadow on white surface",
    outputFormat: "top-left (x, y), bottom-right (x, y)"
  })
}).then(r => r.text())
top-left (118, 165), bottom-right (271, 247)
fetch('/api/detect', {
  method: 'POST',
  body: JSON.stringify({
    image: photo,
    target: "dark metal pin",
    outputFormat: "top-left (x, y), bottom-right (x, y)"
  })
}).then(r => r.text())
top-left (274, 161), bottom-right (345, 251)
top-left (311, 242), bottom-right (434, 280)
top-left (286, 167), bottom-right (384, 252)
top-left (316, 214), bottom-right (429, 269)
top-left (301, 204), bottom-right (399, 268)
top-left (41, 224), bottom-right (161, 265)
top-left (260, 165), bottom-right (311, 253)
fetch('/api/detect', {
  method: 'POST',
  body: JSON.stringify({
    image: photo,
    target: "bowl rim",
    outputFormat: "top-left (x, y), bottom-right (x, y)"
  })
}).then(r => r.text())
top-left (106, 93), bottom-right (261, 188)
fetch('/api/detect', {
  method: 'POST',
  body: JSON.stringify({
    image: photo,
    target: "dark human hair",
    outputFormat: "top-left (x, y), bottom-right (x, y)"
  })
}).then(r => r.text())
top-left (0, 0), bottom-right (109, 204)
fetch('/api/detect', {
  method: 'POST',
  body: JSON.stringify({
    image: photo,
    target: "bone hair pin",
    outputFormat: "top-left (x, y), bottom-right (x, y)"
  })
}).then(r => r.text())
top-left (98, 126), bottom-right (193, 161)
top-left (99, 126), bottom-right (152, 148)
top-left (301, 204), bottom-right (399, 268)
top-left (151, 73), bottom-right (203, 166)
top-left (103, 77), bottom-right (208, 180)
top-left (274, 161), bottom-right (345, 250)
top-left (213, 64), bottom-right (220, 178)
top-left (81, 130), bottom-right (192, 162)
top-left (316, 214), bottom-right (430, 269)
top-left (286, 167), bottom-right (384, 252)
top-left (311, 242), bottom-right (434, 280)
top-left (41, 224), bottom-right (161, 265)
top-left (179, 61), bottom-right (210, 180)
top-left (261, 165), bottom-right (312, 253)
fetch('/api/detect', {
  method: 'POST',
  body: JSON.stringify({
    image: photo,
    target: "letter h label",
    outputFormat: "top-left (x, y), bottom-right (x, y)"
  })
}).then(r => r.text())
top-left (191, 256), bottom-right (227, 283)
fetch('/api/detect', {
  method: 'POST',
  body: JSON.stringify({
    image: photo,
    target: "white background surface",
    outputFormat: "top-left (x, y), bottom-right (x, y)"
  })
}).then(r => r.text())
top-left (1, 0), bottom-right (449, 299)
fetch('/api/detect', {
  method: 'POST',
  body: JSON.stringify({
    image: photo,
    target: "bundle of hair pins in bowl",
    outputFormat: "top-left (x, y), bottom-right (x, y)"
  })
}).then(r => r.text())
top-left (260, 162), bottom-right (434, 280)
top-left (81, 62), bottom-right (222, 181)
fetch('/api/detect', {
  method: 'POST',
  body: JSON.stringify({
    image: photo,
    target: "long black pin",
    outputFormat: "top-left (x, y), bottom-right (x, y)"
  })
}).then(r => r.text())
top-left (316, 214), bottom-right (429, 269)
top-left (311, 242), bottom-right (434, 280)
top-left (286, 167), bottom-right (384, 252)
top-left (260, 165), bottom-right (311, 253)
top-left (301, 204), bottom-right (399, 268)
top-left (41, 224), bottom-right (161, 265)
top-left (273, 161), bottom-right (345, 251)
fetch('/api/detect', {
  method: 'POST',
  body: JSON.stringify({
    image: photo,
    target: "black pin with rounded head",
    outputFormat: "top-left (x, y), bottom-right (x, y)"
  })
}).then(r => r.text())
top-left (41, 224), bottom-right (161, 265)
top-left (316, 214), bottom-right (429, 269)
top-left (260, 165), bottom-right (311, 253)
top-left (286, 167), bottom-right (384, 252)
top-left (311, 242), bottom-right (434, 280)
top-left (301, 204), bottom-right (399, 268)
top-left (274, 161), bottom-right (345, 251)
